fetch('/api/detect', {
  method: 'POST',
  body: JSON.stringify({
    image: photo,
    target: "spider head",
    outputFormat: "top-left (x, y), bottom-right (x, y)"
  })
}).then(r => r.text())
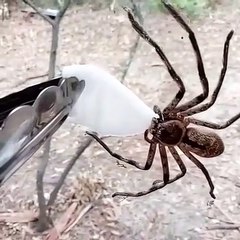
top-left (150, 119), bottom-right (186, 146)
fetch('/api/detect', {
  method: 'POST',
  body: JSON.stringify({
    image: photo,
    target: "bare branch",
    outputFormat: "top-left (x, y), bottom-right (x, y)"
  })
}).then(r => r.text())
top-left (22, 0), bottom-right (55, 26)
top-left (120, 1), bottom-right (143, 82)
top-left (48, 25), bottom-right (59, 79)
top-left (47, 137), bottom-right (93, 207)
top-left (207, 202), bottom-right (240, 232)
top-left (207, 224), bottom-right (240, 230)
top-left (36, 140), bottom-right (52, 231)
top-left (26, 73), bottom-right (48, 81)
top-left (57, 0), bottom-right (71, 21)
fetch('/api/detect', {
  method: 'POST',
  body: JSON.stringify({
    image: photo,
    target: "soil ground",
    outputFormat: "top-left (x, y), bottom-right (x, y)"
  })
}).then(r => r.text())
top-left (1, 1), bottom-right (240, 239)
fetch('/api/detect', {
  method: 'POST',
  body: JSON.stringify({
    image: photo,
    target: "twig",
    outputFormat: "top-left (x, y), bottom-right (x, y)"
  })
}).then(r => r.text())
top-left (64, 202), bottom-right (94, 233)
top-left (48, 0), bottom-right (70, 78)
top-left (214, 202), bottom-right (238, 224)
top-left (36, 139), bottom-right (52, 232)
top-left (47, 137), bottom-right (93, 207)
top-left (22, 0), bottom-right (54, 26)
top-left (26, 73), bottom-right (48, 81)
top-left (44, 202), bottom-right (78, 240)
top-left (207, 224), bottom-right (240, 230)
top-left (207, 202), bottom-right (240, 233)
top-left (57, 0), bottom-right (71, 20)
top-left (120, 0), bottom-right (143, 82)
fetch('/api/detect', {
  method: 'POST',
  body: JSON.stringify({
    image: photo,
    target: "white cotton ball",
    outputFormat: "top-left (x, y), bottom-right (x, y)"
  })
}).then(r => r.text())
top-left (62, 64), bottom-right (156, 137)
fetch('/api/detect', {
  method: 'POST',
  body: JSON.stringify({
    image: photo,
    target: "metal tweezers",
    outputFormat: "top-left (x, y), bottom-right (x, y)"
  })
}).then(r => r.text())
top-left (0, 75), bottom-right (85, 186)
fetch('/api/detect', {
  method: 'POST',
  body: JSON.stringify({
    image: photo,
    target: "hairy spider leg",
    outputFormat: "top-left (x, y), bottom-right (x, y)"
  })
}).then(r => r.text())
top-left (86, 132), bottom-right (175, 197)
top-left (188, 113), bottom-right (240, 130)
top-left (111, 142), bottom-right (215, 199)
top-left (179, 30), bottom-right (234, 117)
top-left (124, 8), bottom-right (185, 115)
top-left (86, 131), bottom-right (157, 170)
top-left (153, 146), bottom-right (187, 185)
top-left (159, 145), bottom-right (169, 183)
top-left (168, 146), bottom-right (187, 176)
top-left (112, 146), bottom-right (187, 198)
top-left (162, 1), bottom-right (209, 113)
top-left (179, 145), bottom-right (215, 198)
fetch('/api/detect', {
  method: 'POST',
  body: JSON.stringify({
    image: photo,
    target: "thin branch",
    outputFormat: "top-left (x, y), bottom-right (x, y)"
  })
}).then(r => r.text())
top-left (120, 1), bottom-right (143, 82)
top-left (64, 202), bottom-right (94, 233)
top-left (36, 140), bottom-right (52, 231)
top-left (47, 137), bottom-right (93, 207)
top-left (207, 224), bottom-right (240, 230)
top-left (48, 25), bottom-right (59, 79)
top-left (207, 202), bottom-right (240, 233)
top-left (26, 73), bottom-right (48, 81)
top-left (22, 0), bottom-right (55, 26)
top-left (57, 0), bottom-right (71, 21)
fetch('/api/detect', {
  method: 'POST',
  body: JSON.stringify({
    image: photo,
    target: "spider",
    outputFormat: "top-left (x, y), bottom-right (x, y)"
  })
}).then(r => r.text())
top-left (87, 1), bottom-right (240, 199)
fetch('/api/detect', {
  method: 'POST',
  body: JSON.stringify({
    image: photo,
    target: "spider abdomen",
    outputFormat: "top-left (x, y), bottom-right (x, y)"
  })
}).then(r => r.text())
top-left (181, 127), bottom-right (224, 158)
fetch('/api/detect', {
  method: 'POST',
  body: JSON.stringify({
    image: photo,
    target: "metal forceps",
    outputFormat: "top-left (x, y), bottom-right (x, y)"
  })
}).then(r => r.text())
top-left (0, 76), bottom-right (85, 186)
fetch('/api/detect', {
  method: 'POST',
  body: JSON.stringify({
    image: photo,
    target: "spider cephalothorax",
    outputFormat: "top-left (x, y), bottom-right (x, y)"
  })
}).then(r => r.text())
top-left (148, 117), bottom-right (186, 146)
top-left (87, 0), bottom-right (239, 199)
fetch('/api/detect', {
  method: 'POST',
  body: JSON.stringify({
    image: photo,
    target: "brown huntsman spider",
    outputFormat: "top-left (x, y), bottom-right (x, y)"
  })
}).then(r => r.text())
top-left (87, 1), bottom-right (239, 199)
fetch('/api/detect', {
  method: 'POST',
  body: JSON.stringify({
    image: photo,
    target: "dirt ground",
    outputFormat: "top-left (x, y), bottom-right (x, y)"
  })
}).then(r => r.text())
top-left (1, 1), bottom-right (240, 239)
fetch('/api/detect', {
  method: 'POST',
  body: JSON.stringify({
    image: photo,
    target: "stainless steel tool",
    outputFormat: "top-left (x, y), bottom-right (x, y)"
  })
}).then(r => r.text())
top-left (0, 76), bottom-right (85, 186)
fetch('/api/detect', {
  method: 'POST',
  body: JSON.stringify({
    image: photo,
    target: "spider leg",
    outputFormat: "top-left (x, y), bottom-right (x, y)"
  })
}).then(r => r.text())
top-left (168, 146), bottom-right (187, 177)
top-left (179, 145), bottom-right (216, 199)
top-left (112, 182), bottom-right (166, 198)
top-left (160, 145), bottom-right (170, 183)
top-left (152, 145), bottom-right (169, 184)
top-left (144, 129), bottom-right (154, 144)
top-left (187, 113), bottom-right (240, 129)
top-left (179, 30), bottom-right (234, 117)
top-left (86, 131), bottom-right (157, 170)
top-left (162, 0), bottom-right (209, 112)
top-left (152, 145), bottom-right (186, 185)
top-left (113, 146), bottom-right (187, 198)
top-left (123, 7), bottom-right (185, 115)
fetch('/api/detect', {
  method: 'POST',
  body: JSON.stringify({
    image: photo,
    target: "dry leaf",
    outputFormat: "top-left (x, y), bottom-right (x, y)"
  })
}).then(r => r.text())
top-left (64, 203), bottom-right (93, 233)
top-left (44, 202), bottom-right (78, 240)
